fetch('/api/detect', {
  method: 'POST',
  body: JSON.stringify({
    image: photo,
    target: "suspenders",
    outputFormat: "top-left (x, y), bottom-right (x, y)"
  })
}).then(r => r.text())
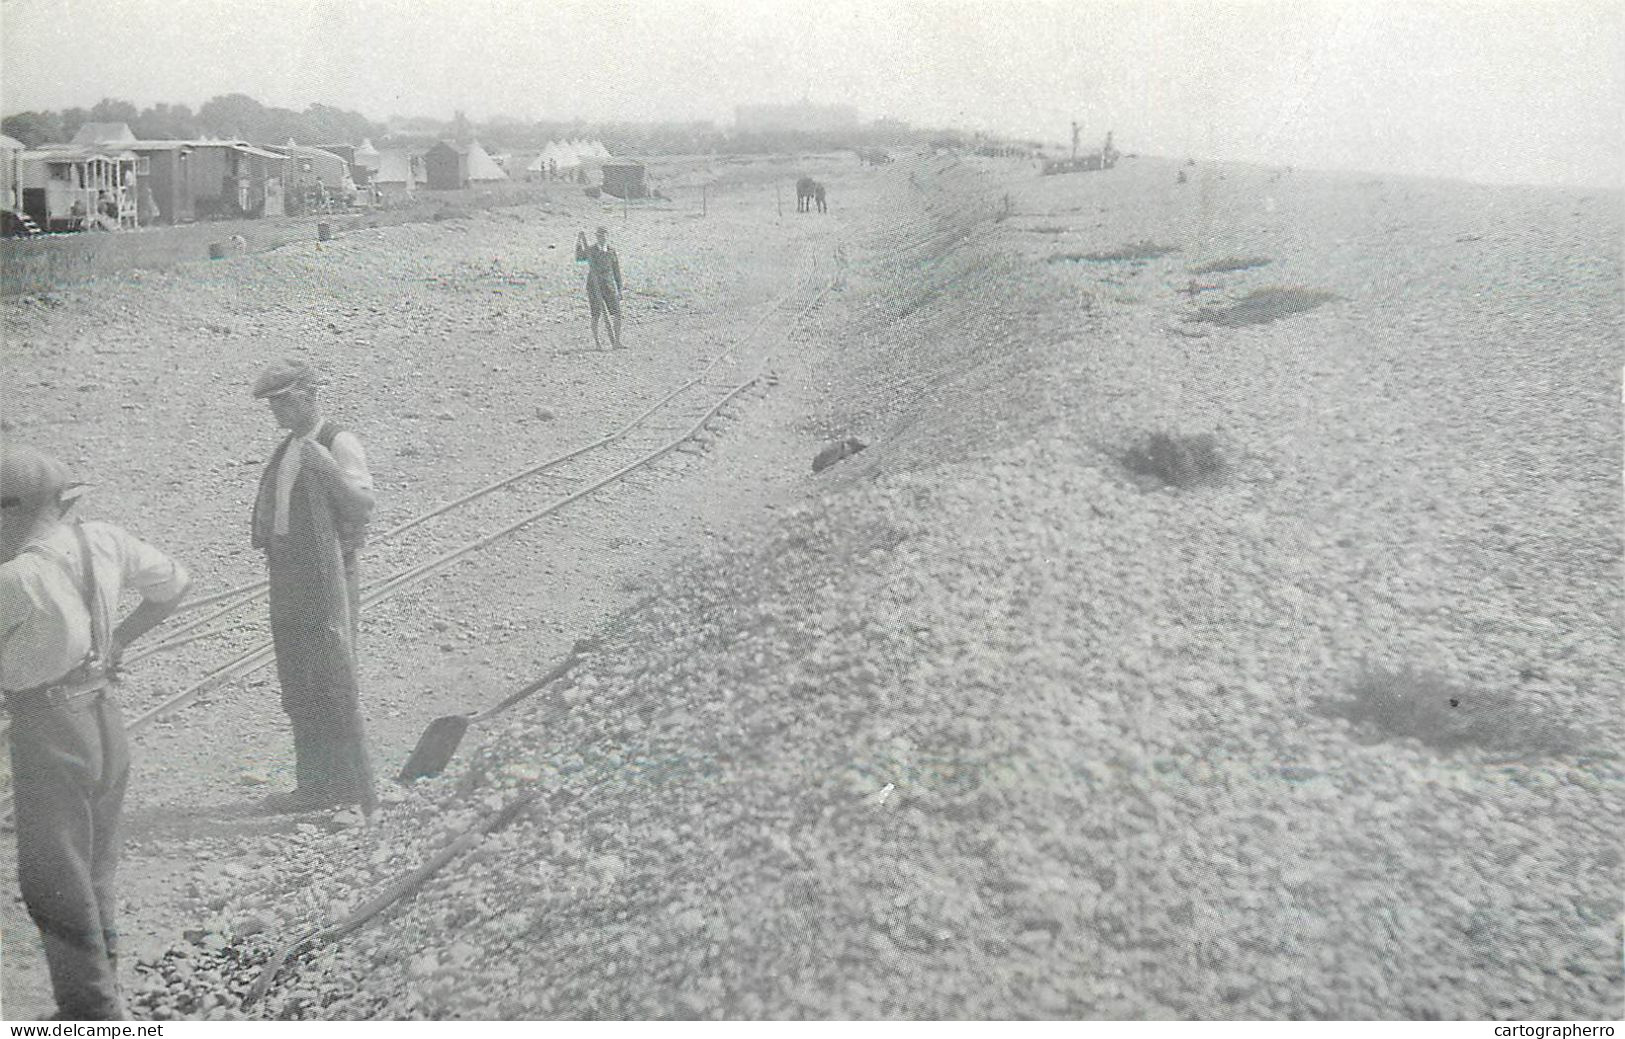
top-left (17, 522), bottom-right (108, 685)
top-left (69, 522), bottom-right (109, 670)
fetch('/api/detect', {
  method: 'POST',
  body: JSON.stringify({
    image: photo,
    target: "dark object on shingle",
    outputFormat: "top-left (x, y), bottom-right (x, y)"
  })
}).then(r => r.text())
top-left (812, 437), bottom-right (867, 474)
top-left (1120, 431), bottom-right (1228, 488)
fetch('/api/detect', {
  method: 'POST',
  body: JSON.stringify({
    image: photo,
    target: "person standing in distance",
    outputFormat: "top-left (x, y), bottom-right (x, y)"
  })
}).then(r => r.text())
top-left (1, 446), bottom-right (191, 1019)
top-left (576, 225), bottom-right (624, 350)
top-left (249, 360), bottom-right (378, 815)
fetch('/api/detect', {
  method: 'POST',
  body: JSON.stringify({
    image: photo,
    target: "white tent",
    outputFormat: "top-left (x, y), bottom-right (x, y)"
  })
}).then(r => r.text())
top-left (592, 140), bottom-right (612, 159)
top-left (373, 149), bottom-right (416, 193)
top-left (566, 139), bottom-right (604, 169)
top-left (466, 139), bottom-right (508, 181)
top-left (354, 138), bottom-right (381, 171)
top-left (72, 123), bottom-right (137, 146)
top-left (551, 139), bottom-right (581, 170)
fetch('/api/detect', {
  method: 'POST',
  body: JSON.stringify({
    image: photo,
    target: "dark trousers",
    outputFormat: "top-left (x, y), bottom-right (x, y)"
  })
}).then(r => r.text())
top-left (7, 691), bottom-right (129, 1020)
top-left (288, 706), bottom-right (377, 812)
top-left (271, 558), bottom-right (376, 812)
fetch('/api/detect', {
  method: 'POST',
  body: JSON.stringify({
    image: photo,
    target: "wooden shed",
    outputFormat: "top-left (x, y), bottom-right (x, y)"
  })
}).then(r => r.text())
top-left (181, 142), bottom-right (286, 219)
top-left (600, 160), bottom-right (647, 200)
top-left (128, 141), bottom-right (195, 224)
top-left (423, 141), bottom-right (470, 190)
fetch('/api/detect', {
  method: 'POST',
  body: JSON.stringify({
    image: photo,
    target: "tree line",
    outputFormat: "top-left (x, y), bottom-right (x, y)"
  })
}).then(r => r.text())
top-left (3, 93), bottom-right (968, 158)
top-left (1, 94), bottom-right (382, 149)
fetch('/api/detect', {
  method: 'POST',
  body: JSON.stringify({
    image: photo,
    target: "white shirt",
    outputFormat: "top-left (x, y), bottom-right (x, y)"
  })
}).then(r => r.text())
top-left (273, 430), bottom-right (372, 537)
top-left (0, 521), bottom-right (189, 692)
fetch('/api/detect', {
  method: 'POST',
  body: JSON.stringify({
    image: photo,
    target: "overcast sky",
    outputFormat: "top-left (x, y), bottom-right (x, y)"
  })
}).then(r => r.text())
top-left (3, 0), bottom-right (1621, 187)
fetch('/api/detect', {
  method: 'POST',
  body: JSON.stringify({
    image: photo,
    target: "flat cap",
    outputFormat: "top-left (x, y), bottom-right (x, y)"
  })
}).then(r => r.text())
top-left (252, 359), bottom-right (328, 399)
top-left (0, 445), bottom-right (88, 509)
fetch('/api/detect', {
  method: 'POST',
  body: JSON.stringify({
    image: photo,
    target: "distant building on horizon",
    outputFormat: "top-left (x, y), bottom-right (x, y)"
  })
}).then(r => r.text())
top-left (735, 102), bottom-right (859, 134)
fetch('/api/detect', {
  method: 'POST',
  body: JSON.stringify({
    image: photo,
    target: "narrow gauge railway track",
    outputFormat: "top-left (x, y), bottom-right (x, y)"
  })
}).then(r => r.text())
top-left (143, 266), bottom-right (831, 638)
top-left (0, 266), bottom-right (834, 767)
top-left (123, 374), bottom-right (766, 733)
top-left (118, 270), bottom-right (833, 735)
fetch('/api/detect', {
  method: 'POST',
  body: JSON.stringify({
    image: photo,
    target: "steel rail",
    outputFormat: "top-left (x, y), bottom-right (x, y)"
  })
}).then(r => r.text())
top-left (135, 278), bottom-right (816, 657)
top-left (0, 274), bottom-right (832, 767)
top-left (186, 274), bottom-right (836, 1008)
top-left (118, 376), bottom-right (758, 735)
top-left (130, 365), bottom-right (716, 664)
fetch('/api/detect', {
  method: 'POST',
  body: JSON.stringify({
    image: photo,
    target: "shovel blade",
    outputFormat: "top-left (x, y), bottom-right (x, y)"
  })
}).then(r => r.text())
top-left (398, 715), bottom-right (472, 783)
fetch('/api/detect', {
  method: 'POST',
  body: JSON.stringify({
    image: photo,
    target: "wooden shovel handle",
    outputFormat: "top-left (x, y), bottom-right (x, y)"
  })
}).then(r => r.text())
top-left (242, 791), bottom-right (542, 1009)
top-left (471, 638), bottom-right (596, 723)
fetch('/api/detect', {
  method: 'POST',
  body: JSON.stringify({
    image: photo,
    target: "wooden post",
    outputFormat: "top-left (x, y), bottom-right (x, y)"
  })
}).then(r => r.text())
top-left (776, 184), bottom-right (782, 219)
top-left (702, 183), bottom-right (707, 217)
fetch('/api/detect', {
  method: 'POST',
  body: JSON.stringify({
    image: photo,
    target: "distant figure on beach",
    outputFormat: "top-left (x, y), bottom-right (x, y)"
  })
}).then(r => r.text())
top-left (576, 226), bottom-right (624, 350)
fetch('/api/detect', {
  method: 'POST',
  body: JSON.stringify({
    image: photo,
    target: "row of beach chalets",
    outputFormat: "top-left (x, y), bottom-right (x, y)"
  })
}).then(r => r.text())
top-left (0, 124), bottom-right (627, 234)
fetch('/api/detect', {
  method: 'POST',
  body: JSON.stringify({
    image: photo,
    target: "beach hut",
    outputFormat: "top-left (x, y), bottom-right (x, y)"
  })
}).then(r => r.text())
top-left (180, 141), bottom-right (287, 219)
top-left (18, 146), bottom-right (141, 230)
top-left (600, 160), bottom-right (646, 200)
top-left (424, 141), bottom-right (470, 190)
top-left (68, 123), bottom-right (173, 225)
top-left (124, 140), bottom-right (194, 224)
top-left (273, 143), bottom-right (352, 192)
top-left (267, 142), bottom-right (353, 211)
top-left (466, 140), bottom-right (509, 182)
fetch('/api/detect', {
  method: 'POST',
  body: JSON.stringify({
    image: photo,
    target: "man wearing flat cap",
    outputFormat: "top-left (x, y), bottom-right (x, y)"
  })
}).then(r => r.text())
top-left (1, 446), bottom-right (191, 1019)
top-left (250, 360), bottom-right (378, 815)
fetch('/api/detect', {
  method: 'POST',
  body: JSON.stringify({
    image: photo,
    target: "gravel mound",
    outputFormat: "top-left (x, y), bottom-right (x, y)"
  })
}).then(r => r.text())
top-left (129, 158), bottom-right (1621, 1019)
